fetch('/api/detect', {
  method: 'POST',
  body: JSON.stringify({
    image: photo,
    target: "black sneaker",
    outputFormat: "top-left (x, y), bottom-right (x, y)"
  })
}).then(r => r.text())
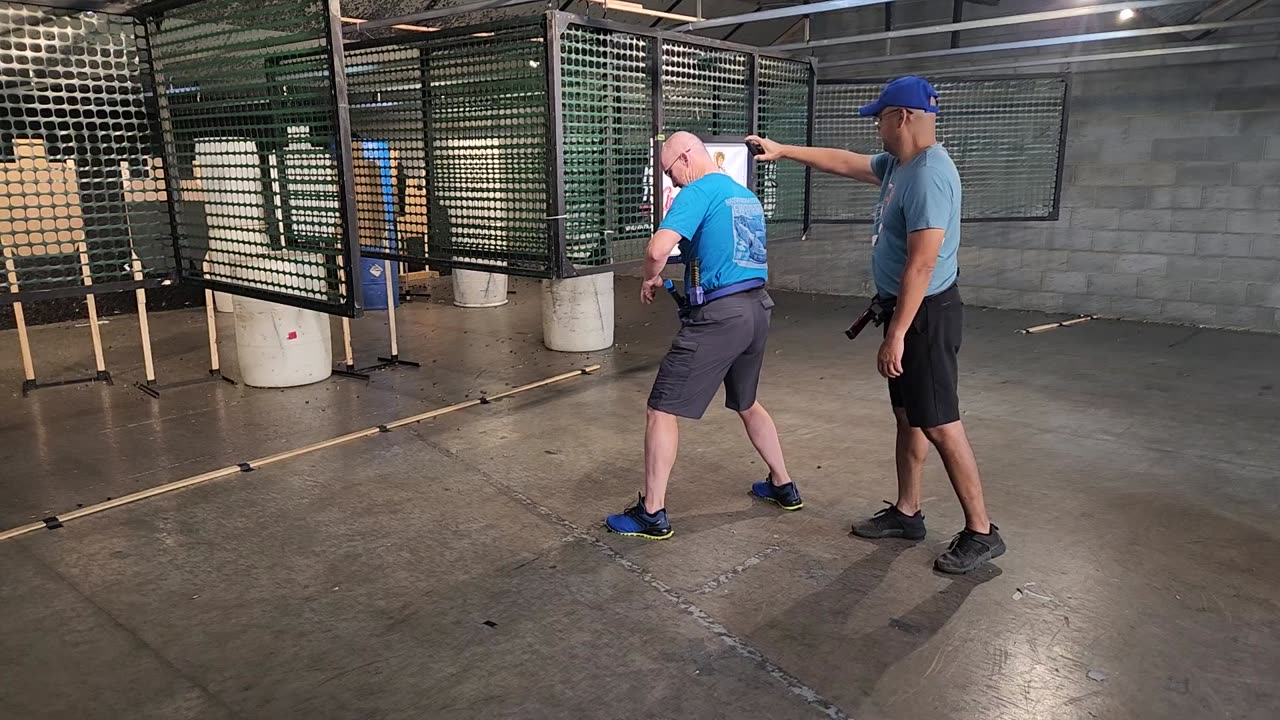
top-left (851, 501), bottom-right (927, 540)
top-left (934, 525), bottom-right (1006, 574)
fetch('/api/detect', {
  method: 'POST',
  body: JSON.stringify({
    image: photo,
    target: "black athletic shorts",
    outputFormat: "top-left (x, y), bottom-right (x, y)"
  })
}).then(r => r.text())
top-left (648, 288), bottom-right (774, 419)
top-left (884, 283), bottom-right (963, 429)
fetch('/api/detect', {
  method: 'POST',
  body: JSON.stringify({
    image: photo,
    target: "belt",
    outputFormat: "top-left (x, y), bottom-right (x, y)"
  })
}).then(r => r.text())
top-left (696, 278), bottom-right (766, 306)
top-left (846, 282), bottom-right (958, 340)
top-left (877, 280), bottom-right (958, 313)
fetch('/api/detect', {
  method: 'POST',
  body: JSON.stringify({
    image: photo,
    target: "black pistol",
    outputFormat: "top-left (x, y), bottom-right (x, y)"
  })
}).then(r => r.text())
top-left (845, 297), bottom-right (885, 340)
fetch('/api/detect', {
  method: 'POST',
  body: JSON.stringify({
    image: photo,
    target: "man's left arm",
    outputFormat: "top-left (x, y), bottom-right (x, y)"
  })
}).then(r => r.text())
top-left (878, 228), bottom-right (943, 378)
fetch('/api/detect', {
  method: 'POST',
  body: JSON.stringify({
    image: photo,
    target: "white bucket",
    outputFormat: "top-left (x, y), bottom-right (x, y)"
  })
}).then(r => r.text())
top-left (232, 295), bottom-right (333, 388)
top-left (541, 272), bottom-right (614, 352)
top-left (453, 269), bottom-right (509, 308)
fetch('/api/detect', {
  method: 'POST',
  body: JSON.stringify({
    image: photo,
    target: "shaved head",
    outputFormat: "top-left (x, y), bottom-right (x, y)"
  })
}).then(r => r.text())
top-left (661, 131), bottom-right (717, 188)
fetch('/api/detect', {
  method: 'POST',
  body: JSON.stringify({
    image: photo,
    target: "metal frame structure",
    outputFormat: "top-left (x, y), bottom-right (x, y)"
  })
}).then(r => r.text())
top-left (1, 0), bottom-right (181, 307)
top-left (123, 0), bottom-right (366, 317)
top-left (344, 13), bottom-right (562, 279)
top-left (548, 11), bottom-right (816, 275)
top-left (771, 0), bottom-right (1202, 52)
top-left (547, 12), bottom-right (572, 280)
top-left (10, 0), bottom-right (1260, 306)
top-left (671, 0), bottom-right (890, 32)
top-left (811, 73), bottom-right (1072, 225)
top-left (920, 38), bottom-right (1280, 76)
top-left (823, 14), bottom-right (1280, 68)
top-left (340, 10), bottom-right (814, 279)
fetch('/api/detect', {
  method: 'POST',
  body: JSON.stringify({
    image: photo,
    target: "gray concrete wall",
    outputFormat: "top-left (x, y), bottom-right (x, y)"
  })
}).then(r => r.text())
top-left (768, 1), bottom-right (1280, 333)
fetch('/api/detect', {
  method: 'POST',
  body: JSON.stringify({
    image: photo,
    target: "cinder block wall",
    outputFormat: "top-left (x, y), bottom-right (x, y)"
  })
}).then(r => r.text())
top-left (772, 2), bottom-right (1280, 333)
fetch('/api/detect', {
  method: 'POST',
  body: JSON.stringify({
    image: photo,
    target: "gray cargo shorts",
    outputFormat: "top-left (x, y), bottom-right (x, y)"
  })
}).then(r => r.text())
top-left (647, 287), bottom-right (775, 419)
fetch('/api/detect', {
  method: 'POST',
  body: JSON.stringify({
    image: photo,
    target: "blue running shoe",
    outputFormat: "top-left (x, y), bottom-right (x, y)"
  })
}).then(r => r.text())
top-left (605, 494), bottom-right (673, 540)
top-left (750, 475), bottom-right (804, 511)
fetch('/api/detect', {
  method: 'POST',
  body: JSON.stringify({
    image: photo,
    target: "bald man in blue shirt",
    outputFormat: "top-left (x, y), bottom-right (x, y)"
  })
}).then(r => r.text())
top-left (750, 76), bottom-right (1005, 574)
top-left (604, 132), bottom-right (802, 541)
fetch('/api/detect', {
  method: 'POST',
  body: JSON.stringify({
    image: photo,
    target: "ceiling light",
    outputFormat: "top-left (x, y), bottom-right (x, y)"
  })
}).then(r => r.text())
top-left (1118, 8), bottom-right (1136, 22)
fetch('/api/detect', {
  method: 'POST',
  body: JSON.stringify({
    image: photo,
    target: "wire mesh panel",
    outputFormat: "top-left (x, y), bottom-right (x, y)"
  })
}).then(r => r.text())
top-left (812, 82), bottom-right (886, 223)
top-left (661, 40), bottom-right (749, 137)
top-left (1, 2), bottom-right (175, 303)
top-left (560, 23), bottom-right (653, 268)
top-left (145, 0), bottom-right (357, 314)
top-left (756, 56), bottom-right (811, 242)
top-left (939, 77), bottom-right (1067, 220)
top-left (343, 42), bottom-right (427, 285)
top-left (812, 77), bottom-right (1068, 223)
top-left (423, 22), bottom-right (552, 276)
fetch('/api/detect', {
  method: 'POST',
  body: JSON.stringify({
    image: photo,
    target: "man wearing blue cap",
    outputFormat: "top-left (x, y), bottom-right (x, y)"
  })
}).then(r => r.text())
top-left (748, 76), bottom-right (1005, 574)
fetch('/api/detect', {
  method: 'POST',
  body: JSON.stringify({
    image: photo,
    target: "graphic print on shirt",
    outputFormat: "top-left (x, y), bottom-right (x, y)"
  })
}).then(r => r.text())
top-left (871, 181), bottom-right (895, 248)
top-left (728, 196), bottom-right (767, 269)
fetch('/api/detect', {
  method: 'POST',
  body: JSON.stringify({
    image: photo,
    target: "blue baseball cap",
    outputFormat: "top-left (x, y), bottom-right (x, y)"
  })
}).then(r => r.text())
top-left (858, 76), bottom-right (939, 117)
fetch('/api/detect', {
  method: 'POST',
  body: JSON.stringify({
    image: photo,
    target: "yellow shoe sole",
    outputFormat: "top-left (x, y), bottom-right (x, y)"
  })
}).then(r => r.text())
top-left (605, 524), bottom-right (674, 540)
top-left (751, 490), bottom-right (804, 511)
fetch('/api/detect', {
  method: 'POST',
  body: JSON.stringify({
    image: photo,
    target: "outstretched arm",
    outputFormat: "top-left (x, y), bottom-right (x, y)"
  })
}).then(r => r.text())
top-left (747, 135), bottom-right (881, 186)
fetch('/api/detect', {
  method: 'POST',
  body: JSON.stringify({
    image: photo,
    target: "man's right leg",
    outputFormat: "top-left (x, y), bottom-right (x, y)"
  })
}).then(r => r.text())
top-left (643, 406), bottom-right (679, 513)
top-left (606, 316), bottom-right (737, 540)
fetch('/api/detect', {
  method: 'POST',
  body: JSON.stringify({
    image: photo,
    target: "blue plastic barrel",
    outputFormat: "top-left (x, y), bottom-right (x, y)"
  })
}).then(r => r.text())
top-left (361, 257), bottom-right (400, 310)
top-left (356, 138), bottom-right (401, 310)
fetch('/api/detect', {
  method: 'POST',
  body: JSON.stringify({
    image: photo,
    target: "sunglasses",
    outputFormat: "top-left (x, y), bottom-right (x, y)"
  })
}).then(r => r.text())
top-left (662, 147), bottom-right (691, 175)
top-left (873, 108), bottom-right (913, 128)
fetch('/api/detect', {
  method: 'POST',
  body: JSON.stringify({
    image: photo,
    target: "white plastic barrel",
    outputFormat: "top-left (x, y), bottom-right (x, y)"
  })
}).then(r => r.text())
top-left (541, 272), bottom-right (614, 352)
top-left (232, 296), bottom-right (333, 388)
top-left (453, 269), bottom-right (509, 308)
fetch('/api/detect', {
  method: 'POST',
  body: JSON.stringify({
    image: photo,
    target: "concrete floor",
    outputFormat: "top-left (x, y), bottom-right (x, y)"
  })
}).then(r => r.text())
top-left (2, 277), bottom-right (1278, 720)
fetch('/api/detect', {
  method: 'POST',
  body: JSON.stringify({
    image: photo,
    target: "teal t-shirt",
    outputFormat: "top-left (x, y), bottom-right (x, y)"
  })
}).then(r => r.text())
top-left (869, 144), bottom-right (961, 298)
top-left (659, 172), bottom-right (768, 294)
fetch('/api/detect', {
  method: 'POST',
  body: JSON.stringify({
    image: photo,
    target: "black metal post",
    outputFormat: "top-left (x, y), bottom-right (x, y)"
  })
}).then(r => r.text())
top-left (323, 0), bottom-right (363, 317)
top-left (1051, 75), bottom-right (1072, 222)
top-left (746, 52), bottom-right (759, 192)
top-left (950, 0), bottom-right (964, 49)
top-left (546, 12), bottom-right (571, 278)
top-left (418, 45), bottom-right (441, 271)
top-left (650, 36), bottom-right (664, 232)
top-left (139, 17), bottom-right (187, 284)
top-left (803, 58), bottom-right (817, 238)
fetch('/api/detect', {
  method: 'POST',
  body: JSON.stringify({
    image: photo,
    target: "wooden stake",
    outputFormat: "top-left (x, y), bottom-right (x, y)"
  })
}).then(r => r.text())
top-left (78, 243), bottom-right (106, 372)
top-left (205, 287), bottom-right (220, 372)
top-left (197, 258), bottom-right (222, 373)
top-left (0, 365), bottom-right (600, 542)
top-left (384, 258), bottom-right (398, 357)
top-left (132, 254), bottom-right (155, 383)
top-left (1020, 315), bottom-right (1096, 334)
top-left (3, 247), bottom-right (35, 381)
top-left (13, 301), bottom-right (35, 382)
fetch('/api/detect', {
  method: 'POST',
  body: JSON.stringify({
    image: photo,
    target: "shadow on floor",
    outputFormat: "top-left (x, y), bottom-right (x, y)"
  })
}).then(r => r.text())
top-left (751, 539), bottom-right (1001, 709)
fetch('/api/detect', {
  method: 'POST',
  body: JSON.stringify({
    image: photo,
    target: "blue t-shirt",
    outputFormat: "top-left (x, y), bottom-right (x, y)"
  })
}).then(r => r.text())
top-left (869, 145), bottom-right (961, 298)
top-left (659, 172), bottom-right (768, 294)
